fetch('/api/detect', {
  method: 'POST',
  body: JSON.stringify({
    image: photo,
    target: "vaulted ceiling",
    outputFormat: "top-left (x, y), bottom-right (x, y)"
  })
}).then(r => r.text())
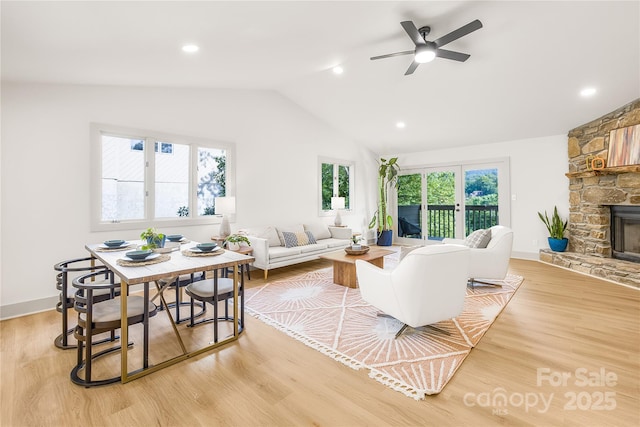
top-left (2, 1), bottom-right (639, 154)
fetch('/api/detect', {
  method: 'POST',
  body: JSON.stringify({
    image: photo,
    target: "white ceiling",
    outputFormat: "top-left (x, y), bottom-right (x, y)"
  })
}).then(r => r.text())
top-left (2, 1), bottom-right (639, 154)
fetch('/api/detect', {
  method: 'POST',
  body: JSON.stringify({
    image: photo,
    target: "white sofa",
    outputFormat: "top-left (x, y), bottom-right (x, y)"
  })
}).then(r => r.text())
top-left (245, 222), bottom-right (352, 279)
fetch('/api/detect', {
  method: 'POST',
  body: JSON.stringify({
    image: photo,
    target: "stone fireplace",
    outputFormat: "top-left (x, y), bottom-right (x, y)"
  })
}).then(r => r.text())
top-left (539, 98), bottom-right (640, 288)
top-left (611, 205), bottom-right (640, 263)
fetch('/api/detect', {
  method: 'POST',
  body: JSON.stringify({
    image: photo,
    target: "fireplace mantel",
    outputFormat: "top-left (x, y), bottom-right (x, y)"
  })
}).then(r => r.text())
top-left (565, 165), bottom-right (640, 179)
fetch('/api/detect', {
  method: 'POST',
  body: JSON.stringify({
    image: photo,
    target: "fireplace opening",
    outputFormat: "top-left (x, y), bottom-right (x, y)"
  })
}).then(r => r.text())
top-left (611, 206), bottom-right (640, 263)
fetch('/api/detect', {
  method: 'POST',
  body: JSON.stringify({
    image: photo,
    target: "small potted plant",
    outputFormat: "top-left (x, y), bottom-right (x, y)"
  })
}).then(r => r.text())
top-left (140, 227), bottom-right (166, 249)
top-left (537, 206), bottom-right (568, 252)
top-left (351, 235), bottom-right (362, 250)
top-left (224, 234), bottom-right (251, 251)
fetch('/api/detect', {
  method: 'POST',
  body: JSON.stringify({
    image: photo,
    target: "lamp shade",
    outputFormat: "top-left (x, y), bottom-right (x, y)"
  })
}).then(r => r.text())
top-left (215, 196), bottom-right (236, 215)
top-left (331, 197), bottom-right (345, 210)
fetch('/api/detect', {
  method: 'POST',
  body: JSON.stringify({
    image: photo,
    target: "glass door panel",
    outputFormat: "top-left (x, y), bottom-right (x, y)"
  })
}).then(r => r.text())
top-left (426, 170), bottom-right (461, 240)
top-left (397, 173), bottom-right (423, 241)
top-left (464, 167), bottom-right (499, 235)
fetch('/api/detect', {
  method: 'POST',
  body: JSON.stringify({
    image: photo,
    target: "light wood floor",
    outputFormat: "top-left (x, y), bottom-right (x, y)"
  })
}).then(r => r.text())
top-left (1, 258), bottom-right (639, 426)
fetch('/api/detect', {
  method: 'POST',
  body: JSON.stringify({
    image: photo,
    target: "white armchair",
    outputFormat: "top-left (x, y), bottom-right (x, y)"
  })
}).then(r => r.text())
top-left (355, 244), bottom-right (470, 338)
top-left (443, 225), bottom-right (513, 286)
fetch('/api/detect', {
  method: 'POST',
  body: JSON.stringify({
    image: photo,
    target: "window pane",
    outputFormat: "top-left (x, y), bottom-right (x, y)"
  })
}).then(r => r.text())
top-left (101, 135), bottom-right (145, 221)
top-left (321, 163), bottom-right (333, 210)
top-left (155, 141), bottom-right (189, 218)
top-left (197, 147), bottom-right (226, 215)
top-left (338, 165), bottom-right (350, 209)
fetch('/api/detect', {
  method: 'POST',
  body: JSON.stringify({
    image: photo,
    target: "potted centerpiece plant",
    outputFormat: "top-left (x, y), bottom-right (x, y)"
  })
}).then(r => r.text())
top-left (369, 157), bottom-right (400, 246)
top-left (351, 234), bottom-right (362, 250)
top-left (224, 234), bottom-right (251, 251)
top-left (537, 206), bottom-right (568, 252)
top-left (140, 227), bottom-right (166, 249)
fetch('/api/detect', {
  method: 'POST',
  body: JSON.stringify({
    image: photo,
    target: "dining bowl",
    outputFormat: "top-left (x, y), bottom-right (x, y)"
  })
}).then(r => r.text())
top-left (196, 243), bottom-right (217, 252)
top-left (166, 234), bottom-right (183, 242)
top-left (104, 239), bottom-right (126, 247)
top-left (125, 249), bottom-right (154, 260)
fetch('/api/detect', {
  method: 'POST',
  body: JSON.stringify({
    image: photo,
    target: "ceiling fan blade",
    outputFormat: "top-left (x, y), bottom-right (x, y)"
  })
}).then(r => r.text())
top-left (436, 49), bottom-right (471, 62)
top-left (433, 19), bottom-right (483, 48)
top-left (370, 50), bottom-right (414, 61)
top-left (401, 21), bottom-right (426, 46)
top-left (404, 60), bottom-right (420, 75)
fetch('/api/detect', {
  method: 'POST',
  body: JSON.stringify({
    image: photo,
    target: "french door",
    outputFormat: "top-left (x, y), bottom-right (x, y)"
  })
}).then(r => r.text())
top-left (395, 159), bottom-right (510, 245)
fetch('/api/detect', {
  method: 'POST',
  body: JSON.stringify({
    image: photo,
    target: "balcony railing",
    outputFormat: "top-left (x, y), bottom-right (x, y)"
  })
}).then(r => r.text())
top-left (397, 204), bottom-right (499, 239)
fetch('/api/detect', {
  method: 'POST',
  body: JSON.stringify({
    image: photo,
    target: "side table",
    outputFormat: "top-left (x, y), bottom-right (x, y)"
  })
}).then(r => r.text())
top-left (230, 246), bottom-right (253, 281)
top-left (211, 236), bottom-right (253, 280)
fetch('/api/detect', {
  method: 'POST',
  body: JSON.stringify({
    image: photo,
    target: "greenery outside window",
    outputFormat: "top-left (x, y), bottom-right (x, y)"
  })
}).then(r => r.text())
top-left (319, 157), bottom-right (354, 215)
top-left (91, 123), bottom-right (235, 231)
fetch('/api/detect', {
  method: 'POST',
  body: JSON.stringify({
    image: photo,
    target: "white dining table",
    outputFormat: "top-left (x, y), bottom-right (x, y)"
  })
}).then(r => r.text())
top-left (85, 240), bottom-right (254, 383)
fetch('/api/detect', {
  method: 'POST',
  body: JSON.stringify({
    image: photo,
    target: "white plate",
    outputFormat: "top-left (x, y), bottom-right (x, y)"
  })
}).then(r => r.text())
top-left (99, 241), bottom-right (130, 249)
top-left (123, 253), bottom-right (161, 262)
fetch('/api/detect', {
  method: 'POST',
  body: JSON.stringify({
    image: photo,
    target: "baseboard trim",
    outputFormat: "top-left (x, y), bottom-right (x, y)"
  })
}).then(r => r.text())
top-left (511, 251), bottom-right (539, 260)
top-left (1, 296), bottom-right (58, 320)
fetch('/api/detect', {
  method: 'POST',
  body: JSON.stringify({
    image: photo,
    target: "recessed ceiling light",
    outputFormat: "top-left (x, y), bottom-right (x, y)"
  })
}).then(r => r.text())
top-left (182, 44), bottom-right (199, 53)
top-left (580, 87), bottom-right (597, 97)
top-left (332, 66), bottom-right (344, 75)
top-left (396, 122), bottom-right (406, 129)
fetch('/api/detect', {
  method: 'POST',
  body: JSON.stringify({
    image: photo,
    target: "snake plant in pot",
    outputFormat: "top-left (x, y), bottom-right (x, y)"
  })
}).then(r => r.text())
top-left (537, 206), bottom-right (568, 252)
top-left (369, 157), bottom-right (400, 246)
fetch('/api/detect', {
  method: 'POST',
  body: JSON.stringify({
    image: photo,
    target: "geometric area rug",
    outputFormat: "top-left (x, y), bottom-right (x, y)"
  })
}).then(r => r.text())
top-left (245, 267), bottom-right (524, 400)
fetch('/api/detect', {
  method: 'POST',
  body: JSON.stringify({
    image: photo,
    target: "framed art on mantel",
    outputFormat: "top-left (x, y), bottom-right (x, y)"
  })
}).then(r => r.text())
top-left (607, 124), bottom-right (640, 167)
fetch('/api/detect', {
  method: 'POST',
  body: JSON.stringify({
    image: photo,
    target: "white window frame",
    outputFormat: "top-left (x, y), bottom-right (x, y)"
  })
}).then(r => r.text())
top-left (90, 123), bottom-right (236, 232)
top-left (318, 156), bottom-right (355, 217)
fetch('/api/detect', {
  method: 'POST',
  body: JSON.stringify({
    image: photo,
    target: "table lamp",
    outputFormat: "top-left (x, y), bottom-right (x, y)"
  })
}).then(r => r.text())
top-left (331, 196), bottom-right (345, 226)
top-left (215, 196), bottom-right (236, 238)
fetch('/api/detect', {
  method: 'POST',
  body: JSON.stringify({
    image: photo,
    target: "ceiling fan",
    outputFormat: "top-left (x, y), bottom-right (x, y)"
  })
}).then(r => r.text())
top-left (371, 19), bottom-right (483, 75)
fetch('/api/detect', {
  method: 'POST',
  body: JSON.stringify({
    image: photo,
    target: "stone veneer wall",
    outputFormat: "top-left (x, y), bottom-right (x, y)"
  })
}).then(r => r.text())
top-left (566, 98), bottom-right (640, 255)
top-left (540, 98), bottom-right (640, 288)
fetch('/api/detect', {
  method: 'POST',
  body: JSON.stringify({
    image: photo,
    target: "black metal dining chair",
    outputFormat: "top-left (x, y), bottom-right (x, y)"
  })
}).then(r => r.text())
top-left (70, 270), bottom-right (158, 387)
top-left (156, 272), bottom-right (205, 324)
top-left (53, 257), bottom-right (120, 349)
top-left (184, 268), bottom-right (245, 343)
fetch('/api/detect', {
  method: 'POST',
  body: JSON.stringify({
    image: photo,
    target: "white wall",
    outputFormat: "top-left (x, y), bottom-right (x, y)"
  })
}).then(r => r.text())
top-left (388, 135), bottom-right (570, 258)
top-left (0, 82), bottom-right (375, 317)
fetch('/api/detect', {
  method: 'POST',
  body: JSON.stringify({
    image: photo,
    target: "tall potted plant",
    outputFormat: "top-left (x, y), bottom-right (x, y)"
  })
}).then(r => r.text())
top-left (369, 157), bottom-right (400, 246)
top-left (537, 206), bottom-right (568, 252)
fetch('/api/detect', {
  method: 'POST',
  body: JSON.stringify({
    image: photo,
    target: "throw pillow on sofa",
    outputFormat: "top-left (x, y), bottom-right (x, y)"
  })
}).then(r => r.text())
top-left (276, 224), bottom-right (305, 246)
top-left (464, 228), bottom-right (492, 248)
top-left (282, 231), bottom-right (317, 248)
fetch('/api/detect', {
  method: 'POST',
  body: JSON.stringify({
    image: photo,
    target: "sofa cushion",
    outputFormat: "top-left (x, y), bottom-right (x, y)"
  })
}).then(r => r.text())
top-left (323, 238), bottom-right (351, 248)
top-left (268, 246), bottom-right (302, 260)
top-left (465, 228), bottom-right (492, 248)
top-left (299, 243), bottom-right (328, 253)
top-left (248, 226), bottom-right (281, 247)
top-left (304, 221), bottom-right (332, 240)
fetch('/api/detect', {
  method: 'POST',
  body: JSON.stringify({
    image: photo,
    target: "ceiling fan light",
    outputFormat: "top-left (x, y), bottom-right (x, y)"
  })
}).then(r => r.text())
top-left (415, 46), bottom-right (436, 63)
